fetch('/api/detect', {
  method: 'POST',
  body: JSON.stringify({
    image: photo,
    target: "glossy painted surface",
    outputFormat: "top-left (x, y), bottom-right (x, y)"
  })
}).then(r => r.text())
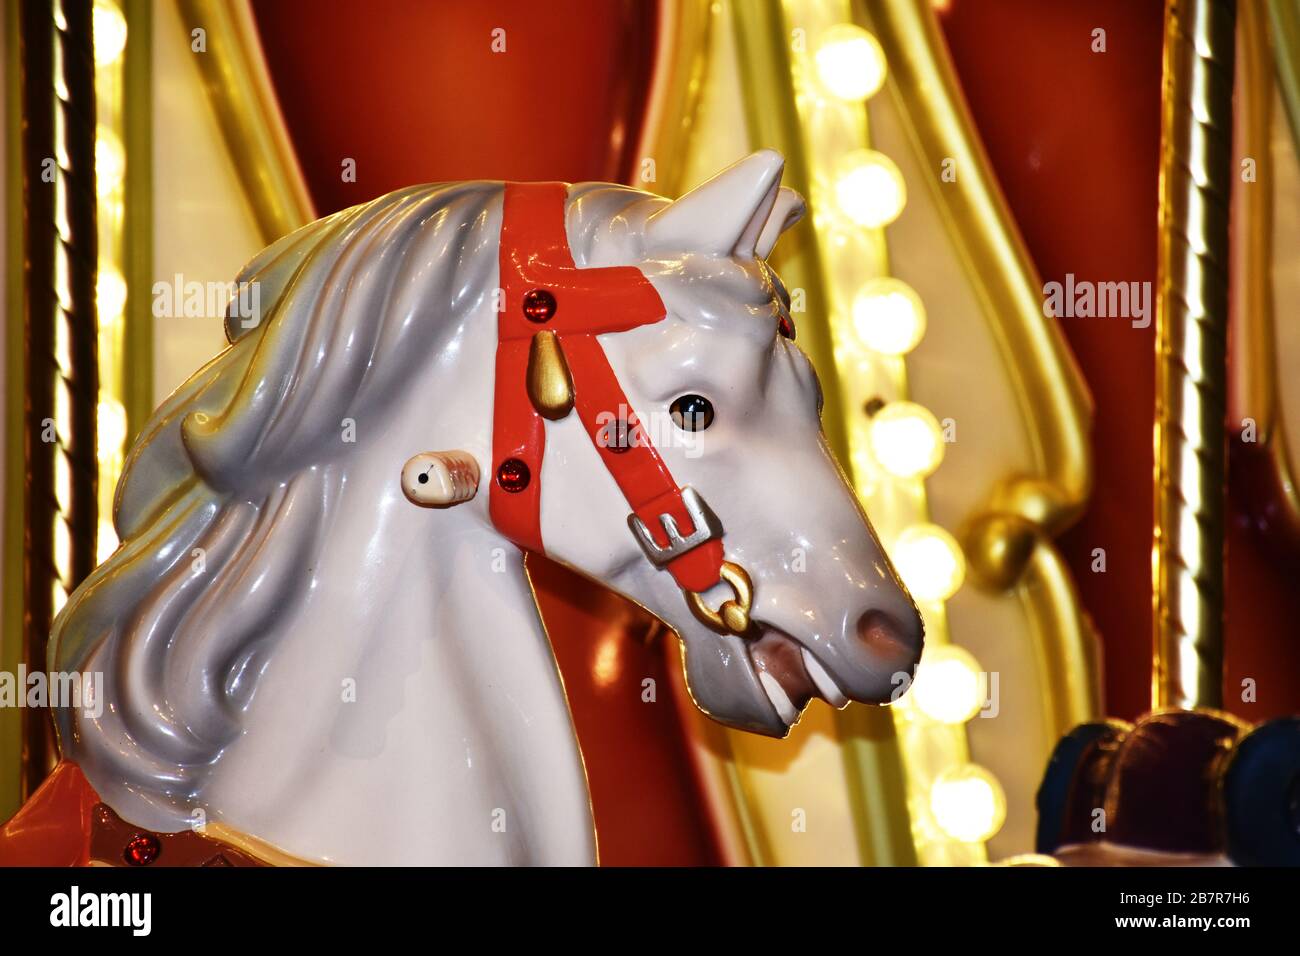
top-left (489, 180), bottom-right (727, 592)
top-left (540, 154), bottom-right (923, 738)
top-left (246, 0), bottom-right (719, 866)
top-left (54, 186), bottom-right (596, 864)
top-left (124, 0), bottom-right (1300, 868)
top-left (36, 155), bottom-right (920, 864)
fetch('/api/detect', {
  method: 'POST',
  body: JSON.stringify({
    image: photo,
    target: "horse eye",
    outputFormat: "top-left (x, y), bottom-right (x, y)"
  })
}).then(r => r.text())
top-left (670, 394), bottom-right (714, 432)
top-left (777, 314), bottom-right (796, 340)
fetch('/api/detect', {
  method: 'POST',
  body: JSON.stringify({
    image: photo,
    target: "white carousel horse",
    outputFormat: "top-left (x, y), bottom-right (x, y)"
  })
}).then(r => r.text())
top-left (44, 151), bottom-right (923, 865)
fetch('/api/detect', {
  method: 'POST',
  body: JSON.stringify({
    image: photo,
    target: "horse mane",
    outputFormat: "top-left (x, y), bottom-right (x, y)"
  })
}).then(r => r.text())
top-left (49, 176), bottom-right (661, 823)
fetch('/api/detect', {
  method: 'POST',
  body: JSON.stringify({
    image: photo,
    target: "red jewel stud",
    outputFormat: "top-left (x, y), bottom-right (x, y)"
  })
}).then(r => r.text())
top-left (522, 289), bottom-right (557, 323)
top-left (496, 458), bottom-right (531, 492)
top-left (124, 833), bottom-right (161, 866)
top-left (604, 420), bottom-right (633, 454)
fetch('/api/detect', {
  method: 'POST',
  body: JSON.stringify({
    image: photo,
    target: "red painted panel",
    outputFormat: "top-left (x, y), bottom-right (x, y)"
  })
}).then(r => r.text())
top-left (252, 0), bottom-right (658, 208)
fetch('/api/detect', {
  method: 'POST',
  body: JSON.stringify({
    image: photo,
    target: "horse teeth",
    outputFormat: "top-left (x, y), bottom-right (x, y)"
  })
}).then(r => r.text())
top-left (801, 648), bottom-right (848, 708)
top-left (758, 671), bottom-right (799, 725)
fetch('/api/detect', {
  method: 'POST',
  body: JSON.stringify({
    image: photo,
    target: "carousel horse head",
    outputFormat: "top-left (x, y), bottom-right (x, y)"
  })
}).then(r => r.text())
top-left (48, 150), bottom-right (922, 855)
top-left (510, 150), bottom-right (926, 735)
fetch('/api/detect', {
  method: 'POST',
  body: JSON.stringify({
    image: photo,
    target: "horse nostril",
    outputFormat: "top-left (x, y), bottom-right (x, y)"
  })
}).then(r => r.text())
top-left (856, 609), bottom-right (922, 673)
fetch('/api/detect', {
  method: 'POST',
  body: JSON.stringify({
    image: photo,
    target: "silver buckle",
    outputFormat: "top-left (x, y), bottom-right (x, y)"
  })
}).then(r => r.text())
top-left (627, 486), bottom-right (724, 568)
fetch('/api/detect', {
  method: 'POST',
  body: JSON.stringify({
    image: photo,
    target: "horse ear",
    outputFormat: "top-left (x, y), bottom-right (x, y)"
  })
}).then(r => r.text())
top-left (645, 149), bottom-right (786, 259)
top-left (755, 187), bottom-right (806, 259)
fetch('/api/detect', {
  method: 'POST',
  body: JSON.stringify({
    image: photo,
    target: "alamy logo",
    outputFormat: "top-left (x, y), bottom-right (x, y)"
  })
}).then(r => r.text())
top-left (49, 886), bottom-right (151, 936)
top-left (1042, 273), bottom-right (1151, 328)
top-left (152, 274), bottom-right (262, 328)
top-left (594, 405), bottom-right (704, 458)
top-left (0, 667), bottom-right (102, 718)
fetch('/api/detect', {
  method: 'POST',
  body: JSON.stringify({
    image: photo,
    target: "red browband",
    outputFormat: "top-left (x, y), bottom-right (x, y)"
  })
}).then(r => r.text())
top-left (489, 182), bottom-right (725, 594)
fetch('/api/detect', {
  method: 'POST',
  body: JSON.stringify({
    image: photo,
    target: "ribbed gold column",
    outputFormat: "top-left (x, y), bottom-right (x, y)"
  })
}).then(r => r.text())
top-left (1152, 0), bottom-right (1236, 710)
top-left (2, 0), bottom-right (27, 819)
top-left (122, 0), bottom-right (154, 444)
top-left (18, 0), bottom-right (101, 796)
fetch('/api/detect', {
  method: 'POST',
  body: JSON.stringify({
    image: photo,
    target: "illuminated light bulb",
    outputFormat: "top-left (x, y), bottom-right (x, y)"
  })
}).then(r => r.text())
top-left (97, 396), bottom-right (128, 461)
top-left (93, 1), bottom-right (128, 67)
top-left (96, 129), bottom-right (125, 196)
top-left (97, 518), bottom-right (119, 565)
top-left (833, 150), bottom-right (906, 228)
top-left (891, 523), bottom-right (965, 603)
top-left (97, 267), bottom-right (127, 322)
top-left (910, 644), bottom-right (984, 724)
top-left (852, 277), bottom-right (926, 354)
top-left (929, 764), bottom-right (1006, 843)
top-left (868, 401), bottom-right (944, 479)
top-left (814, 24), bottom-right (886, 102)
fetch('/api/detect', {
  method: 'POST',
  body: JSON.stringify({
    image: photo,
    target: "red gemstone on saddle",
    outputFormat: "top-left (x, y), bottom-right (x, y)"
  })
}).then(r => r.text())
top-left (496, 458), bottom-right (531, 492)
top-left (124, 833), bottom-right (161, 866)
top-left (522, 289), bottom-right (557, 323)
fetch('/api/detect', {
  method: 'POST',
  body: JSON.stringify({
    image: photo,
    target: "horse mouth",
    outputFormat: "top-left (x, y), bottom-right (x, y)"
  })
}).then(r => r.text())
top-left (748, 624), bottom-right (849, 726)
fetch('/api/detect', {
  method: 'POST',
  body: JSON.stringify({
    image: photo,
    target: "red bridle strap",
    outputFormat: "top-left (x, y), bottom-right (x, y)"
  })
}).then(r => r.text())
top-left (489, 182), bottom-right (724, 593)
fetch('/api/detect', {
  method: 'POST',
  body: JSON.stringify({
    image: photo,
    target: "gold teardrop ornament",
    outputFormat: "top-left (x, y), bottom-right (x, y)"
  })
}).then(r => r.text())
top-left (527, 330), bottom-right (575, 420)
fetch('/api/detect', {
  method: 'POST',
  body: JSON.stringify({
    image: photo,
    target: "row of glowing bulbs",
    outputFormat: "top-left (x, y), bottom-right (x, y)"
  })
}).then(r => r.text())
top-left (94, 0), bottom-right (129, 472)
top-left (814, 25), bottom-right (960, 604)
top-left (815, 23), bottom-right (1004, 846)
top-left (94, 0), bottom-right (128, 566)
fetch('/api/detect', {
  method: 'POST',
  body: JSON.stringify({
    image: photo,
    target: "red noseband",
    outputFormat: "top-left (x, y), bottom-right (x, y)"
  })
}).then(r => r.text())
top-left (489, 182), bottom-right (726, 595)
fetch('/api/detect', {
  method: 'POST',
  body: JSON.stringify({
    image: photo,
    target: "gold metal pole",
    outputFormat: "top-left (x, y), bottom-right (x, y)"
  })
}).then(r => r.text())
top-left (122, 0), bottom-right (153, 444)
top-left (1152, 0), bottom-right (1236, 710)
top-left (19, 0), bottom-right (100, 796)
top-left (1, 0), bottom-right (28, 820)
